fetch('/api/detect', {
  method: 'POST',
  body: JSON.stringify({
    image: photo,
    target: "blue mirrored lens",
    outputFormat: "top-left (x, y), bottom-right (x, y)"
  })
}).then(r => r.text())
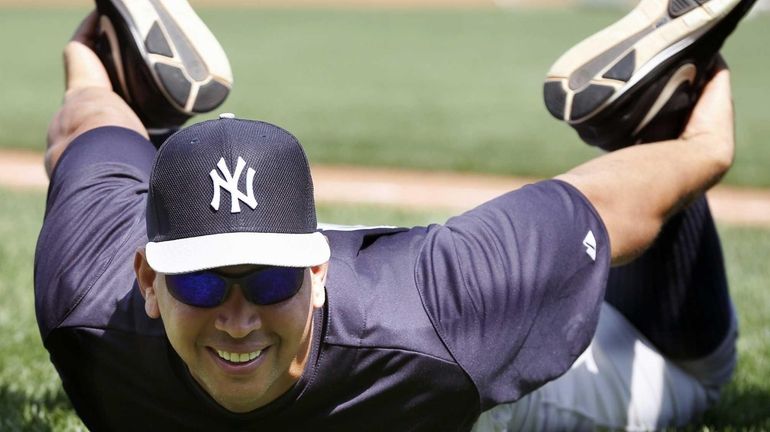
top-left (242, 267), bottom-right (305, 305)
top-left (165, 272), bottom-right (228, 308)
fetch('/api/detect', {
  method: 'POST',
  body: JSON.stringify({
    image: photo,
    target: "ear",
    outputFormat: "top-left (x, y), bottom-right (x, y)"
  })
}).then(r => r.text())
top-left (309, 262), bottom-right (328, 309)
top-left (134, 248), bottom-right (160, 319)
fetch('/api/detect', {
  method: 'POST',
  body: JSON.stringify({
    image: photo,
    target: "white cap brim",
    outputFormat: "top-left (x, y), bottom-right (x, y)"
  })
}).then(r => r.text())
top-left (146, 232), bottom-right (330, 274)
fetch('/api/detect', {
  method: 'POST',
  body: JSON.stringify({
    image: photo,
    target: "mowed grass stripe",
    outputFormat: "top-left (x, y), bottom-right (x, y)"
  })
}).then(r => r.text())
top-left (0, 8), bottom-right (768, 185)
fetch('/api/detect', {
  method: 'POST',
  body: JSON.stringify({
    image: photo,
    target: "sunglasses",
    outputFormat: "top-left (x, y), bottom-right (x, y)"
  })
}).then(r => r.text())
top-left (164, 266), bottom-right (306, 308)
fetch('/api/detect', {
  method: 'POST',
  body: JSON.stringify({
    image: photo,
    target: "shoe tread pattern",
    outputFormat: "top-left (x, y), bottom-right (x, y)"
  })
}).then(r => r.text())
top-left (571, 84), bottom-right (615, 119)
top-left (603, 50), bottom-right (636, 82)
top-left (669, 0), bottom-right (701, 17)
top-left (145, 21), bottom-right (173, 57)
top-left (148, 0), bottom-right (208, 82)
top-left (154, 63), bottom-right (191, 107)
top-left (543, 82), bottom-right (568, 120)
top-left (146, 0), bottom-right (231, 114)
top-left (567, 26), bottom-right (653, 91)
top-left (193, 81), bottom-right (231, 112)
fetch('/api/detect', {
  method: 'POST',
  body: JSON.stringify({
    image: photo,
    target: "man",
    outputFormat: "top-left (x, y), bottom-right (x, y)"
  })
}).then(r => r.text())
top-left (35, 1), bottom-right (744, 429)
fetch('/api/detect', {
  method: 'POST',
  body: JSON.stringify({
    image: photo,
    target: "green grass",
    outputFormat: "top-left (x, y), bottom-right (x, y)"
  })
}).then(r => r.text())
top-left (0, 188), bottom-right (84, 431)
top-left (0, 8), bottom-right (769, 185)
top-left (702, 225), bottom-right (770, 430)
top-left (1, 187), bottom-right (769, 429)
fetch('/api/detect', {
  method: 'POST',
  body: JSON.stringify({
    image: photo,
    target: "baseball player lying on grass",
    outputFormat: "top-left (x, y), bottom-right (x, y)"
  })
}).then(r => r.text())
top-left (36, 1), bottom-right (746, 429)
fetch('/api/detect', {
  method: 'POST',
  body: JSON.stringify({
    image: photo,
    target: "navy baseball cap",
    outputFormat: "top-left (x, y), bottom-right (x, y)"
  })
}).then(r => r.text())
top-left (144, 115), bottom-right (330, 274)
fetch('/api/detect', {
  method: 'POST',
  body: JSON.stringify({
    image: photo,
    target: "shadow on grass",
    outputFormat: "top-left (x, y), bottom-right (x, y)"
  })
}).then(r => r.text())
top-left (698, 383), bottom-right (770, 430)
top-left (0, 385), bottom-right (76, 431)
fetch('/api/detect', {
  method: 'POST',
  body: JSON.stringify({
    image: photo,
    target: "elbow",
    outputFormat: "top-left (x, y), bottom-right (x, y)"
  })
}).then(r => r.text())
top-left (555, 173), bottom-right (665, 265)
top-left (609, 216), bottom-right (661, 265)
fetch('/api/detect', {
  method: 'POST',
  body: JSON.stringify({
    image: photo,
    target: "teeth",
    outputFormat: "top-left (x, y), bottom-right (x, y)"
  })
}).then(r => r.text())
top-left (216, 349), bottom-right (262, 364)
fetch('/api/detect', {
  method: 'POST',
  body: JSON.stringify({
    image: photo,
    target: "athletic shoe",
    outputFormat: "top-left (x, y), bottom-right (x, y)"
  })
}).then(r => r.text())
top-left (94, 0), bottom-right (233, 134)
top-left (543, 0), bottom-right (756, 151)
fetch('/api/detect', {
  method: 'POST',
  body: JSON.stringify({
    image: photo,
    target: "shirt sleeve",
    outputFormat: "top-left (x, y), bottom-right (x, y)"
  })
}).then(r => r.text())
top-left (414, 179), bottom-right (611, 409)
top-left (35, 127), bottom-right (156, 340)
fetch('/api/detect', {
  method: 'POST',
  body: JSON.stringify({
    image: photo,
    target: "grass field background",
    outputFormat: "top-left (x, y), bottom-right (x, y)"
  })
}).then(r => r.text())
top-left (0, 5), bottom-right (769, 431)
top-left (0, 8), bottom-right (769, 185)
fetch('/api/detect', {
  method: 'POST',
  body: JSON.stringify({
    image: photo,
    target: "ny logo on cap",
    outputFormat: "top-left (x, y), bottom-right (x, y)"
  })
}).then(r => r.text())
top-left (210, 157), bottom-right (258, 213)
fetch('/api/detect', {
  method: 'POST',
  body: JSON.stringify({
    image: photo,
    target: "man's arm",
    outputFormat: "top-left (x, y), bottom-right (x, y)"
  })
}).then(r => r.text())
top-left (556, 68), bottom-right (734, 265)
top-left (45, 12), bottom-right (147, 177)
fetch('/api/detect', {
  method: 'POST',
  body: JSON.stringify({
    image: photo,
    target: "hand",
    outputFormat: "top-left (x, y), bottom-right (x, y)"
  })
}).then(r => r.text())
top-left (681, 64), bottom-right (735, 176)
top-left (64, 11), bottom-right (112, 94)
top-left (46, 12), bottom-right (147, 177)
top-left (555, 61), bottom-right (736, 264)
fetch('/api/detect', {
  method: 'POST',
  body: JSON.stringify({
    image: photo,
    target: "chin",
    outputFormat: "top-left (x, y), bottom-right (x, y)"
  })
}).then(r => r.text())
top-left (209, 383), bottom-right (266, 413)
top-left (218, 396), bottom-right (261, 413)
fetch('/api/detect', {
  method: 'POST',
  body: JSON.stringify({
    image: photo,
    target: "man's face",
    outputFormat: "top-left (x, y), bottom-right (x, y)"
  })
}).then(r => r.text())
top-left (136, 259), bottom-right (327, 413)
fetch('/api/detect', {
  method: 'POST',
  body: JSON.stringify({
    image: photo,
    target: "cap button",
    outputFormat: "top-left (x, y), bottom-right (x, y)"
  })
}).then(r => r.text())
top-left (219, 112), bottom-right (236, 119)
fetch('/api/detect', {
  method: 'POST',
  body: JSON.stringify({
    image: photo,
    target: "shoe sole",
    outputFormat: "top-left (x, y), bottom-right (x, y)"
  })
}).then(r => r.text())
top-left (544, 0), bottom-right (755, 125)
top-left (96, 0), bottom-right (233, 117)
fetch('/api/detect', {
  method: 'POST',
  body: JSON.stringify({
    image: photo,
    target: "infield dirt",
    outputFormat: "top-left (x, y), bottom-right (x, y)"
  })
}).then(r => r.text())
top-left (3, 149), bottom-right (770, 228)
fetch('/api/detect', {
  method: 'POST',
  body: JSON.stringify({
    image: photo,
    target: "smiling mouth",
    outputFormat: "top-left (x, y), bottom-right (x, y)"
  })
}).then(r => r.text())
top-left (215, 349), bottom-right (264, 364)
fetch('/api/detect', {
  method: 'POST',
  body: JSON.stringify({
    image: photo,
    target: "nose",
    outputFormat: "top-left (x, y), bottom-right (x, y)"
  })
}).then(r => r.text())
top-left (214, 284), bottom-right (262, 338)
